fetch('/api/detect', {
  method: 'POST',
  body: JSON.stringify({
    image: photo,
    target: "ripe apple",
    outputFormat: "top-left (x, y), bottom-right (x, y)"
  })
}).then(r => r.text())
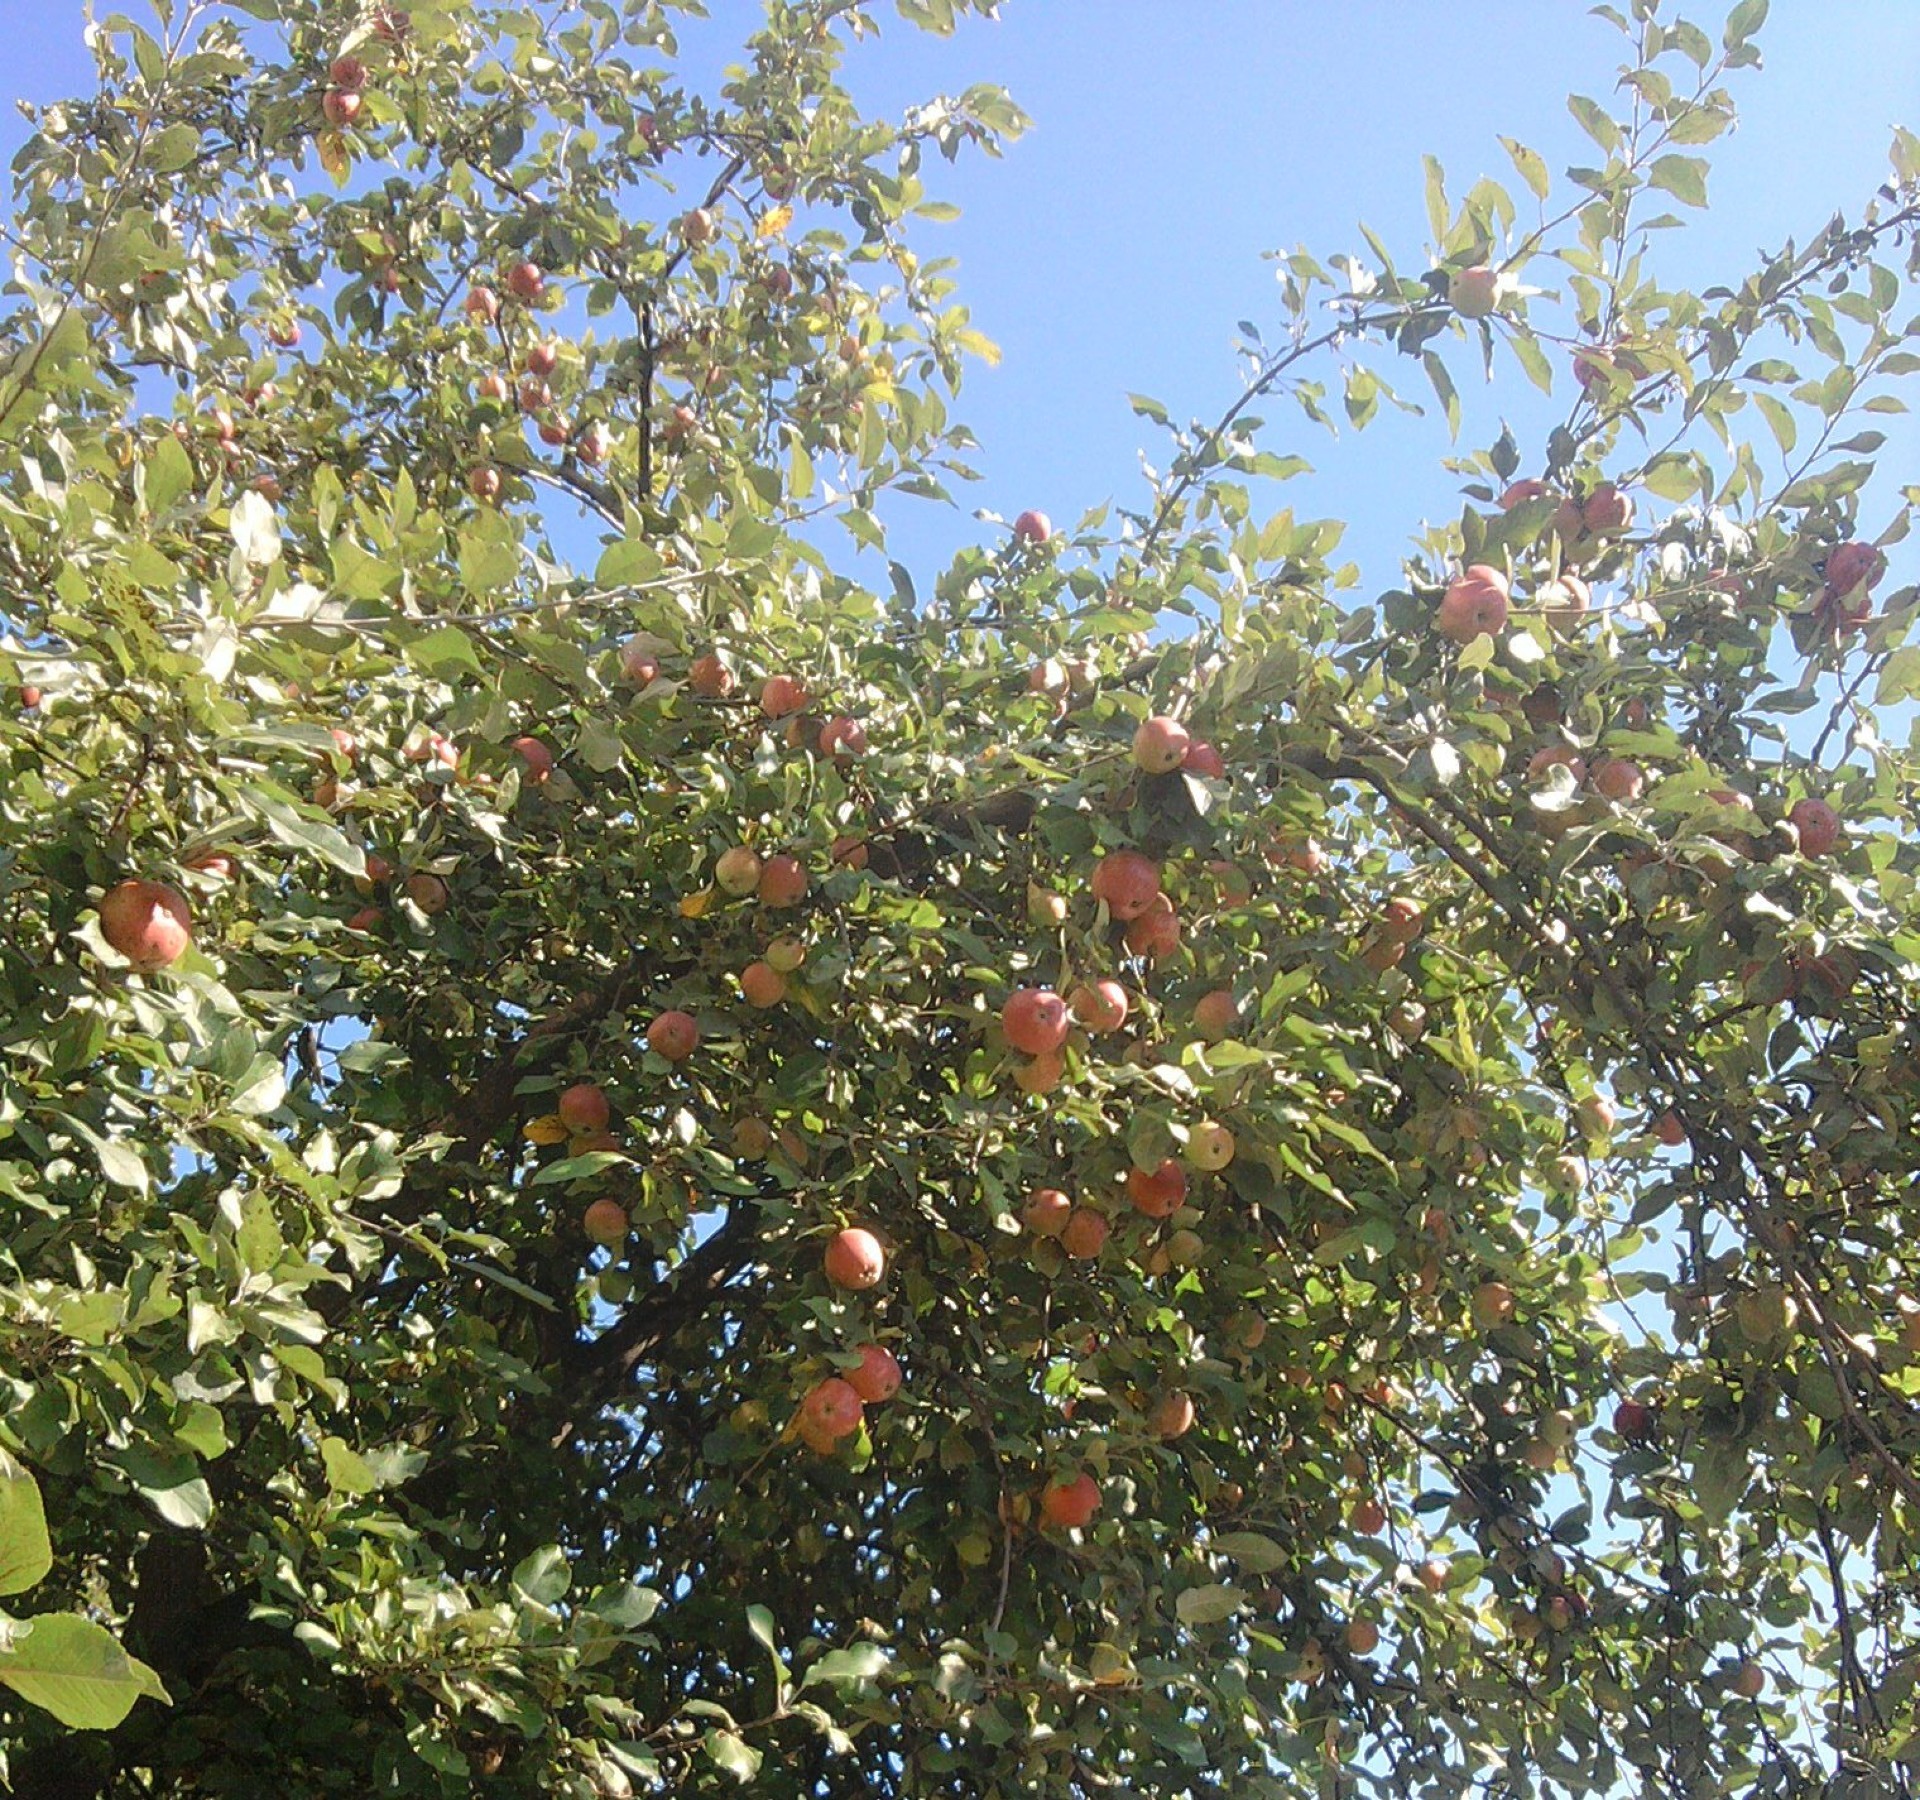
top-left (558, 1082), bottom-right (610, 1135)
top-left (1788, 796), bottom-right (1841, 858)
top-left (1612, 1398), bottom-right (1656, 1440)
top-left (1090, 849), bottom-right (1161, 921)
top-left (1123, 894), bottom-right (1181, 961)
top-left (1823, 540), bottom-right (1886, 602)
top-left (1148, 1390), bottom-right (1195, 1439)
top-left (1002, 988), bottom-right (1070, 1056)
top-left (847, 1343), bottom-right (901, 1404)
top-left (525, 339), bottom-right (559, 378)
top-left (1589, 757), bottom-right (1645, 803)
top-left (1351, 1496), bottom-right (1386, 1536)
top-left (1500, 478), bottom-right (1548, 509)
top-left (182, 849), bottom-right (234, 882)
top-left (1471, 1279), bottom-right (1516, 1330)
top-left (1131, 714), bottom-right (1190, 774)
top-left (618, 638), bottom-right (661, 685)
top-left (510, 736), bottom-right (554, 783)
top-left (1039, 1472), bottom-right (1100, 1529)
top-left (714, 847), bottom-right (763, 897)
top-left (1028, 658), bottom-right (1068, 698)
top-left (758, 854), bottom-right (808, 908)
top-left (1012, 509), bottom-right (1052, 545)
top-left (1435, 565), bottom-right (1510, 643)
top-left (1181, 739), bottom-right (1226, 779)
top-left (679, 207), bottom-right (717, 246)
top-left (321, 88), bottom-right (363, 128)
top-left (1416, 1558), bottom-right (1450, 1594)
top-left (404, 872), bottom-right (450, 915)
top-left (1728, 1660), bottom-right (1765, 1700)
top-left (760, 674), bottom-right (809, 718)
top-left (99, 880), bottom-right (193, 971)
top-left (831, 835), bottom-right (869, 871)
top-left (765, 936), bottom-right (807, 975)
top-left (1345, 1619), bottom-right (1380, 1656)
top-left (583, 1198), bottom-right (629, 1247)
top-left (823, 1226), bottom-right (885, 1290)
top-left (345, 905), bottom-right (384, 933)
top-left (468, 465), bottom-right (502, 502)
top-left (1186, 1121), bottom-right (1236, 1172)
top-left (1575, 1095), bottom-right (1616, 1139)
top-left (1190, 982), bottom-right (1236, 1036)
top-left (1069, 979), bottom-right (1128, 1034)
top-left (687, 652), bottom-right (734, 698)
top-left (19, 686), bottom-right (41, 710)
top-left (1449, 264), bottom-right (1503, 318)
top-left (1380, 896), bottom-right (1424, 944)
top-left (1060, 1208), bottom-right (1109, 1259)
top-left (465, 285), bottom-right (500, 324)
top-left (1023, 1187), bottom-right (1073, 1237)
top-left (1582, 484), bottom-right (1634, 535)
top-left (477, 371), bottom-right (511, 404)
top-left (817, 715), bottom-right (867, 759)
top-left (801, 1377), bottom-right (864, 1441)
top-left (740, 960), bottom-right (787, 1008)
top-left (1127, 1159), bottom-right (1187, 1219)
top-left (517, 378), bottom-right (551, 415)
top-left (646, 1010), bottom-right (700, 1062)
top-left (506, 260), bottom-right (545, 302)
top-left (1544, 1154), bottom-right (1586, 1197)
top-left (1537, 574), bottom-right (1590, 623)
top-left (330, 54), bottom-right (368, 89)
top-left (576, 422), bottom-right (610, 465)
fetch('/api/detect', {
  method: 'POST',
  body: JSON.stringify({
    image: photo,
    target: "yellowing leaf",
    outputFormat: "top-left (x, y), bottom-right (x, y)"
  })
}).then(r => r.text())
top-left (679, 887), bottom-right (716, 919)
top-left (317, 132), bottom-right (351, 187)
top-left (524, 1114), bottom-right (569, 1145)
top-left (757, 204), bottom-right (793, 240)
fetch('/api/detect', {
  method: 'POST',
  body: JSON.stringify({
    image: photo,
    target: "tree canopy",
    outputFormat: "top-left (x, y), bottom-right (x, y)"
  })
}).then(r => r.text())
top-left (2, 0), bottom-right (1920, 1794)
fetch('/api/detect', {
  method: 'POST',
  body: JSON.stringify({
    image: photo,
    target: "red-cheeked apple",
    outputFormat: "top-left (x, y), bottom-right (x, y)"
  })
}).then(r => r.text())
top-left (1040, 1473), bottom-right (1100, 1529)
top-left (583, 1198), bottom-right (629, 1247)
top-left (1127, 1159), bottom-right (1187, 1219)
top-left (1091, 849), bottom-right (1161, 921)
top-left (1435, 565), bottom-right (1510, 643)
top-left (646, 1010), bottom-right (700, 1062)
top-left (558, 1082), bottom-right (610, 1135)
top-left (1069, 979), bottom-right (1129, 1034)
top-left (1132, 715), bottom-right (1190, 774)
top-left (1789, 797), bottom-right (1841, 858)
top-left (100, 880), bottom-right (193, 971)
top-left (1012, 509), bottom-right (1052, 545)
top-left (847, 1343), bottom-right (901, 1403)
top-left (1023, 1187), bottom-right (1073, 1238)
top-left (823, 1226), bottom-right (886, 1290)
top-left (1002, 988), bottom-right (1070, 1057)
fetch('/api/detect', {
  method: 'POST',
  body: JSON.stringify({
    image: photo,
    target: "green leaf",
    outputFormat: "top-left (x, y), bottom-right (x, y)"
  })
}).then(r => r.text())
top-left (801, 1644), bottom-right (892, 1690)
top-left (1211, 1531), bottom-right (1287, 1574)
top-left (1648, 154), bottom-right (1709, 208)
top-left (1175, 1583), bottom-right (1245, 1626)
top-left (511, 1545), bottom-right (572, 1606)
top-left (1499, 136), bottom-right (1550, 201)
top-left (321, 1437), bottom-right (377, 1497)
top-left (0, 1456), bottom-right (52, 1598)
top-left (1724, 0), bottom-right (1769, 48)
top-left (703, 1729), bottom-right (762, 1782)
top-left (145, 435), bottom-right (194, 516)
top-left (0, 1614), bottom-right (170, 1730)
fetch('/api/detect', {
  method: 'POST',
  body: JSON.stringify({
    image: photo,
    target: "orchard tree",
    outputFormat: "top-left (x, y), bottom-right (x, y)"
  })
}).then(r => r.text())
top-left (2, 0), bottom-right (1919, 1794)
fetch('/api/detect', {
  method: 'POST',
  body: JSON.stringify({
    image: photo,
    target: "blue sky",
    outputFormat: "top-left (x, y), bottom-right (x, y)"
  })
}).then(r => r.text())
top-left (5, 3), bottom-right (1917, 589)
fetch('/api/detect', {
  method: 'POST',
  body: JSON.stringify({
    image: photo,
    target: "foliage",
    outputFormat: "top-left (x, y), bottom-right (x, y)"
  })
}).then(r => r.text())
top-left (1, 0), bottom-right (1919, 1794)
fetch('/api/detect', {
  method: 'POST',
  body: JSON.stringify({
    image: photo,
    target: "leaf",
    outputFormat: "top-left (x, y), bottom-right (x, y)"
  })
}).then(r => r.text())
top-left (403, 626), bottom-right (486, 680)
top-left (0, 1615), bottom-right (169, 1730)
top-left (1211, 1531), bottom-right (1287, 1574)
top-left (145, 435), bottom-right (193, 516)
top-left (321, 1437), bottom-right (377, 1497)
top-left (0, 1456), bottom-right (52, 1598)
top-left (801, 1644), bottom-right (892, 1690)
top-left (1648, 154), bottom-right (1709, 208)
top-left (1175, 1583), bottom-right (1245, 1626)
top-left (1499, 136), bottom-right (1550, 201)
top-left (229, 490), bottom-right (282, 565)
top-left (1724, 0), bottom-right (1769, 48)
top-left (702, 1729), bottom-right (762, 1782)
top-left (511, 1545), bottom-right (572, 1606)
top-left (242, 790), bottom-right (371, 876)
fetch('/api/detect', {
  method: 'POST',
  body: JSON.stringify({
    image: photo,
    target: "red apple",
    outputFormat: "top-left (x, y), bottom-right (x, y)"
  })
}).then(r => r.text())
top-left (575, 422), bottom-right (610, 465)
top-left (1069, 979), bottom-right (1128, 1034)
top-left (1351, 1496), bottom-right (1387, 1536)
top-left (619, 638), bottom-right (660, 685)
top-left (465, 285), bottom-right (500, 324)
top-left (1012, 509), bottom-right (1052, 545)
top-left (678, 208), bottom-right (717, 246)
top-left (505, 260), bottom-right (545, 303)
top-left (740, 960), bottom-right (787, 1008)
top-left (688, 654), bottom-right (734, 697)
top-left (1728, 1660), bottom-right (1765, 1700)
top-left (1192, 989), bottom-right (1239, 1041)
top-left (1435, 565), bottom-right (1510, 643)
top-left (846, 1344), bottom-right (901, 1404)
top-left (1002, 988), bottom-right (1070, 1057)
top-left (1590, 757), bottom-right (1645, 802)
top-left (583, 1198), bottom-right (629, 1247)
top-left (1472, 1279), bottom-right (1516, 1329)
top-left (757, 855), bottom-right (808, 908)
top-left (646, 1010), bottom-right (700, 1062)
top-left (1789, 797), bottom-right (1841, 858)
top-left (468, 466), bottom-right (502, 502)
top-left (1127, 1159), bottom-right (1187, 1219)
top-left (801, 1377), bottom-right (864, 1440)
top-left (329, 54), bottom-right (368, 89)
top-left (1040, 1472), bottom-right (1100, 1529)
top-left (1028, 658), bottom-right (1068, 699)
top-left (818, 715), bottom-right (867, 759)
top-left (182, 849), bottom-right (234, 882)
top-left (558, 1082), bottom-right (610, 1135)
top-left (1123, 893), bottom-right (1180, 961)
top-left (1582, 484), bottom-right (1634, 535)
top-left (1181, 740), bottom-right (1226, 779)
top-left (510, 736), bottom-right (553, 783)
top-left (1653, 1110), bottom-right (1687, 1148)
top-left (1612, 1398), bottom-right (1656, 1440)
top-left (1824, 540), bottom-right (1886, 602)
top-left (321, 88), bottom-right (362, 128)
top-left (760, 674), bottom-right (810, 719)
top-left (345, 905), bottom-right (384, 933)
top-left (1023, 1187), bottom-right (1074, 1237)
top-left (823, 1226), bottom-right (885, 1290)
top-left (1380, 897), bottom-right (1424, 944)
top-left (1500, 478), bottom-right (1548, 509)
top-left (1091, 849), bottom-right (1161, 921)
top-left (1149, 1390), bottom-right (1195, 1439)
top-left (1060, 1208), bottom-right (1109, 1259)
top-left (1132, 715), bottom-right (1190, 774)
top-left (99, 880), bottom-right (193, 971)
top-left (478, 372), bottom-right (511, 404)
top-left (525, 339), bottom-right (559, 378)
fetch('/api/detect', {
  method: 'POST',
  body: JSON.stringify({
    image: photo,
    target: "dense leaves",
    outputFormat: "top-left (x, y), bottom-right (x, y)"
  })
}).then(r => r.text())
top-left (1, 0), bottom-right (1919, 1794)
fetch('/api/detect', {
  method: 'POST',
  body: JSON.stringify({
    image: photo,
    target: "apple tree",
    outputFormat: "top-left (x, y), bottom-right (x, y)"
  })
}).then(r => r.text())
top-left (2, 0), bottom-right (1920, 1794)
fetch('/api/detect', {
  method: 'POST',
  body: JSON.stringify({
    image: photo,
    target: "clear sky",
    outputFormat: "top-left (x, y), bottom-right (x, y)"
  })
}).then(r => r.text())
top-left (6, 3), bottom-right (1917, 591)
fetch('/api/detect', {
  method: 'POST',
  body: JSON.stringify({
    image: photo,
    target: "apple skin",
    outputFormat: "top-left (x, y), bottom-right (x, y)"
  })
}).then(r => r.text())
top-left (345, 905), bottom-right (384, 933)
top-left (525, 339), bottom-right (559, 378)
top-left (760, 674), bottom-right (809, 719)
top-left (1789, 797), bottom-right (1841, 858)
top-left (1090, 849), bottom-right (1161, 921)
top-left (1059, 1208), bottom-right (1109, 1259)
top-left (558, 1083), bottom-right (610, 1135)
top-left (1148, 1390), bottom-right (1195, 1439)
top-left (1012, 509), bottom-right (1052, 545)
top-left (1186, 1121), bottom-right (1236, 1172)
top-left (846, 1344), bottom-right (901, 1404)
top-left (1127, 1159), bottom-right (1188, 1219)
top-left (740, 960), bottom-right (787, 1008)
top-left (1069, 980), bottom-right (1128, 1034)
top-left (801, 1377), bottom-right (863, 1441)
top-left (1039, 1472), bottom-right (1100, 1529)
top-left (1449, 264), bottom-right (1503, 319)
top-left (679, 208), bottom-right (717, 246)
top-left (817, 715), bottom-right (867, 759)
top-left (582, 1198), bottom-right (629, 1247)
top-left (1500, 478), bottom-right (1548, 509)
top-left (1613, 1398), bottom-right (1657, 1441)
top-left (757, 855), bottom-right (808, 908)
top-left (714, 847), bottom-right (763, 897)
top-left (510, 736), bottom-right (553, 782)
top-left (465, 285), bottom-right (499, 324)
top-left (468, 466), bottom-right (502, 502)
top-left (1345, 1619), bottom-right (1380, 1656)
top-left (646, 1010), bottom-right (700, 1062)
top-left (1435, 565), bottom-right (1510, 643)
top-left (1823, 540), bottom-right (1885, 601)
top-left (1728, 1661), bottom-right (1765, 1700)
top-left (1380, 897), bottom-right (1424, 944)
top-left (1537, 574), bottom-right (1590, 623)
top-left (1002, 988), bottom-right (1070, 1057)
top-left (505, 261), bottom-right (545, 302)
top-left (1590, 757), bottom-right (1645, 803)
top-left (765, 936), bottom-right (807, 975)
top-left (1022, 1187), bottom-right (1073, 1238)
top-left (403, 872), bottom-right (450, 915)
top-left (1181, 740), bottom-right (1226, 779)
top-left (1132, 715), bottom-right (1190, 774)
top-left (1192, 988), bottom-right (1239, 1041)
top-left (1582, 484), bottom-right (1634, 535)
top-left (1654, 1110), bottom-right (1687, 1148)
top-left (321, 88), bottom-right (363, 128)
top-left (330, 55), bottom-right (368, 89)
top-left (823, 1226), bottom-right (886, 1290)
top-left (1350, 1497), bottom-right (1387, 1536)
top-left (1123, 894), bottom-right (1181, 961)
top-left (618, 638), bottom-right (660, 685)
top-left (99, 880), bottom-right (193, 971)
top-left (1471, 1279), bottom-right (1516, 1330)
